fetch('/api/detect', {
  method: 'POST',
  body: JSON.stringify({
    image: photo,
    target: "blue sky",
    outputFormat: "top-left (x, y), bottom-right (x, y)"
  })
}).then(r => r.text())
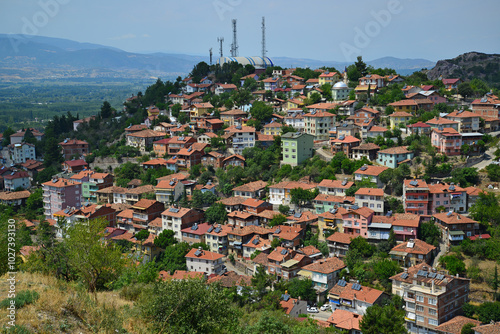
top-left (2, 0), bottom-right (499, 62)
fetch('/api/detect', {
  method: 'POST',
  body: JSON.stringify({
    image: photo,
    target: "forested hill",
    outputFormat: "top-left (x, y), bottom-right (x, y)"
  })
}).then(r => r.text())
top-left (427, 52), bottom-right (500, 88)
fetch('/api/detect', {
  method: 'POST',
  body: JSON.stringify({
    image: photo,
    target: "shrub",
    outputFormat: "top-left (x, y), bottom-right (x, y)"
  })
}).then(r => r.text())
top-left (0, 290), bottom-right (39, 309)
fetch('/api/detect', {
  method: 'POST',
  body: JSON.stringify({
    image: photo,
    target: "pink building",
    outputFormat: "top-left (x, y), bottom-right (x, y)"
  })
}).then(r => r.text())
top-left (428, 182), bottom-right (467, 214)
top-left (431, 127), bottom-right (462, 156)
top-left (341, 207), bottom-right (374, 238)
top-left (42, 178), bottom-right (82, 220)
top-left (391, 213), bottom-right (420, 241)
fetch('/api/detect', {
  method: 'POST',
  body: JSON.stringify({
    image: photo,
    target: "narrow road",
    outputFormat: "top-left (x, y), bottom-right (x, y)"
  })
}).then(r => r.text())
top-left (431, 226), bottom-right (449, 268)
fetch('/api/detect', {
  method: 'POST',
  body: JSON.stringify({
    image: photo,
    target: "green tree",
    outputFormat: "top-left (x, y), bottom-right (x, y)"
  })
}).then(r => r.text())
top-left (43, 137), bottom-right (63, 167)
top-left (205, 202), bottom-right (227, 224)
top-left (469, 192), bottom-right (500, 226)
top-left (487, 164), bottom-right (500, 182)
top-left (268, 214), bottom-right (287, 227)
top-left (290, 188), bottom-right (318, 207)
top-left (2, 127), bottom-right (15, 146)
top-left (461, 323), bottom-right (476, 334)
top-left (250, 101), bottom-right (274, 124)
top-left (140, 278), bottom-right (239, 333)
top-left (458, 82), bottom-right (474, 98)
top-left (252, 265), bottom-right (275, 300)
top-left (65, 219), bottom-right (126, 295)
top-left (100, 101), bottom-right (113, 119)
top-left (418, 222), bottom-right (441, 247)
top-left (350, 236), bottom-right (375, 258)
top-left (156, 242), bottom-right (192, 274)
top-left (450, 167), bottom-right (479, 187)
top-left (439, 254), bottom-right (466, 275)
top-left (24, 188), bottom-right (43, 219)
top-left (278, 204), bottom-right (290, 215)
top-left (286, 278), bottom-right (316, 302)
top-left (359, 304), bottom-right (407, 334)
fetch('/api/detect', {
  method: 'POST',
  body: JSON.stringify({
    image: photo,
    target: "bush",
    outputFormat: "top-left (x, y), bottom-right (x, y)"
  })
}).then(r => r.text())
top-left (119, 282), bottom-right (147, 301)
top-left (0, 290), bottom-right (39, 309)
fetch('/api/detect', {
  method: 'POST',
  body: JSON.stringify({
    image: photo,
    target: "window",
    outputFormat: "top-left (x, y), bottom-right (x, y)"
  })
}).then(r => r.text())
top-left (428, 319), bottom-right (438, 326)
top-left (416, 315), bottom-right (424, 323)
top-left (416, 305), bottom-right (424, 312)
top-left (429, 308), bottom-right (436, 315)
top-left (416, 295), bottom-right (424, 302)
top-left (428, 298), bottom-right (437, 305)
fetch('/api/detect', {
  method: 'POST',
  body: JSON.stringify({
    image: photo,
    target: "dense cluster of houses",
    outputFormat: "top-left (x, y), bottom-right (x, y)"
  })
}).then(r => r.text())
top-left (4, 68), bottom-right (500, 334)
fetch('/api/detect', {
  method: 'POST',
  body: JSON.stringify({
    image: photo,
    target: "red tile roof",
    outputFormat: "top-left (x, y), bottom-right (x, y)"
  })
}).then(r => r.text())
top-left (185, 248), bottom-right (224, 261)
top-left (390, 238), bottom-right (436, 255)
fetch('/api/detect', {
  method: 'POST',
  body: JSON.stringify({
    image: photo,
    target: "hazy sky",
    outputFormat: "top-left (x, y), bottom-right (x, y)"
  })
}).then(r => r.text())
top-left (2, 0), bottom-right (499, 62)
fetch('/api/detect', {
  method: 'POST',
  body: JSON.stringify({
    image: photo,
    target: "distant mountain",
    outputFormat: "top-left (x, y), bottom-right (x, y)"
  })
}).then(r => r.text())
top-left (427, 52), bottom-right (500, 88)
top-left (0, 34), bottom-right (435, 81)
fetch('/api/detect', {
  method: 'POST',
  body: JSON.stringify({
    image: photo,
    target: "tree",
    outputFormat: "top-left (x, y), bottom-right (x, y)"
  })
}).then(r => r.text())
top-left (461, 323), bottom-right (476, 334)
top-left (450, 167), bottom-right (479, 187)
top-left (140, 278), bottom-right (238, 333)
top-left (278, 205), bottom-right (290, 215)
top-left (458, 82), bottom-right (474, 98)
top-left (43, 137), bottom-right (63, 167)
top-left (469, 192), bottom-right (500, 226)
top-left (350, 236), bottom-right (375, 258)
top-left (252, 265), bottom-right (275, 300)
top-left (204, 202), bottom-right (227, 224)
top-left (418, 222), bottom-right (441, 247)
top-left (150, 230), bottom-right (177, 249)
top-left (355, 56), bottom-right (368, 77)
top-left (250, 100), bottom-right (273, 124)
top-left (268, 214), bottom-right (287, 227)
top-left (439, 254), bottom-right (466, 275)
top-left (286, 278), bottom-right (316, 302)
top-left (156, 242), bottom-right (191, 274)
top-left (24, 188), bottom-right (43, 219)
top-left (493, 266), bottom-right (499, 300)
top-left (65, 218), bottom-right (126, 295)
top-left (2, 127), bottom-right (15, 146)
top-left (290, 188), bottom-right (318, 207)
top-left (100, 101), bottom-right (113, 119)
top-left (359, 304), bottom-right (407, 334)
top-left (487, 164), bottom-right (500, 182)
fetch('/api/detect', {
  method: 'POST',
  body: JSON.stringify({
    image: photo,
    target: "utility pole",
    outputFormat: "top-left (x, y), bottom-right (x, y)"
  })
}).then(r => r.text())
top-left (209, 48), bottom-right (213, 65)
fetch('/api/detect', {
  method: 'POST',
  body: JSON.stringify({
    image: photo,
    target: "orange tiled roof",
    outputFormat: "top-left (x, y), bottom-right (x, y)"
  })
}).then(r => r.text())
top-left (391, 238), bottom-right (436, 255)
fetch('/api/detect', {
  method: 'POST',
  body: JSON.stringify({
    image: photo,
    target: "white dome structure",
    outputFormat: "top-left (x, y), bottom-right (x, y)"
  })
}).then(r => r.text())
top-left (216, 56), bottom-right (274, 69)
top-left (333, 81), bottom-right (348, 88)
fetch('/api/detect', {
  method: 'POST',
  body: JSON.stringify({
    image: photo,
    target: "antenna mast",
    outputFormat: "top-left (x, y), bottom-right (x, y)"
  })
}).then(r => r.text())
top-left (261, 16), bottom-right (267, 59)
top-left (230, 19), bottom-right (238, 57)
top-left (209, 48), bottom-right (213, 65)
top-left (217, 37), bottom-right (224, 57)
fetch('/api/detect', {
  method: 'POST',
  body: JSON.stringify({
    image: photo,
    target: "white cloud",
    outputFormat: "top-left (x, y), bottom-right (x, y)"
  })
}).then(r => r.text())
top-left (109, 34), bottom-right (136, 40)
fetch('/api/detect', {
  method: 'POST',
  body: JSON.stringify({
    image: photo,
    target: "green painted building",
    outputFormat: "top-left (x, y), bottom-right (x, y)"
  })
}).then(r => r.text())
top-left (281, 132), bottom-right (315, 166)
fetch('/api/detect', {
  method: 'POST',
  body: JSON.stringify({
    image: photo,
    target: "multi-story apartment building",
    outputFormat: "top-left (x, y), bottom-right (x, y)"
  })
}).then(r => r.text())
top-left (389, 239), bottom-right (437, 267)
top-left (298, 257), bottom-right (346, 292)
top-left (354, 165), bottom-right (389, 188)
top-left (205, 224), bottom-right (232, 254)
top-left (433, 212), bottom-right (480, 244)
top-left (9, 128), bottom-right (44, 145)
top-left (263, 121), bottom-right (283, 136)
top-left (127, 199), bottom-right (164, 229)
top-left (314, 194), bottom-right (355, 214)
top-left (431, 128), bottom-right (462, 156)
top-left (354, 188), bottom-right (384, 215)
top-left (42, 178), bottom-right (82, 220)
top-left (242, 235), bottom-right (272, 259)
top-left (341, 207), bottom-right (375, 238)
top-left (181, 222), bottom-right (211, 245)
top-left (224, 125), bottom-right (256, 155)
top-left (269, 181), bottom-right (318, 206)
top-left (318, 179), bottom-right (354, 197)
top-left (391, 263), bottom-right (470, 334)
top-left (284, 115), bottom-right (305, 132)
top-left (377, 146), bottom-right (414, 169)
top-left (3, 171), bottom-right (30, 192)
top-left (426, 117), bottom-right (459, 132)
top-left (281, 132), bottom-right (315, 166)
top-left (154, 179), bottom-right (184, 204)
top-left (167, 136), bottom-right (196, 155)
top-left (445, 110), bottom-right (480, 133)
top-left (318, 71), bottom-right (340, 86)
top-left (327, 279), bottom-right (387, 315)
top-left (9, 143), bottom-right (36, 164)
top-left (330, 135), bottom-right (361, 158)
top-left (303, 111), bottom-right (336, 141)
top-left (403, 179), bottom-right (430, 215)
top-left (428, 183), bottom-right (467, 214)
top-left (220, 109), bottom-right (247, 127)
top-left (59, 139), bottom-right (89, 160)
top-left (471, 93), bottom-right (500, 119)
top-left (232, 180), bottom-right (268, 199)
top-left (161, 206), bottom-right (204, 242)
top-left (126, 129), bottom-right (167, 152)
top-left (185, 247), bottom-right (225, 275)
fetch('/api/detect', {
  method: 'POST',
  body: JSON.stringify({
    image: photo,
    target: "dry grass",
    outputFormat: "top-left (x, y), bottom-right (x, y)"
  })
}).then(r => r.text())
top-left (0, 272), bottom-right (149, 333)
top-left (464, 257), bottom-right (498, 303)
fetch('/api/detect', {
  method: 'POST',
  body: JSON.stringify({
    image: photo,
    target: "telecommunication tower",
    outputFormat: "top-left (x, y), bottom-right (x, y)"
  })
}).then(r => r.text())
top-left (230, 19), bottom-right (239, 57)
top-left (217, 37), bottom-right (224, 57)
top-left (261, 17), bottom-right (267, 59)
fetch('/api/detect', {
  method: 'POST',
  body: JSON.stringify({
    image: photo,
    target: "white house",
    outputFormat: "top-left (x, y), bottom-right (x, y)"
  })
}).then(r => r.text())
top-left (185, 247), bottom-right (225, 275)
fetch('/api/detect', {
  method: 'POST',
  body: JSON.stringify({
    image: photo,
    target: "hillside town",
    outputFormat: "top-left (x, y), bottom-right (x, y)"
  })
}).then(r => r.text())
top-left (3, 58), bottom-right (500, 334)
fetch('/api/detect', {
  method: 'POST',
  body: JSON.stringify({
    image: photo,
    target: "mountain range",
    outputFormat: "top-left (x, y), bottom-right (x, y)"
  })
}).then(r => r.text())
top-left (0, 34), bottom-right (435, 81)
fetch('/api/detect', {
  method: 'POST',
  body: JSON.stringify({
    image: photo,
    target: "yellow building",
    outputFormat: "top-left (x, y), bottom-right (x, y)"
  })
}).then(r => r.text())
top-left (389, 111), bottom-right (413, 129)
top-left (318, 71), bottom-right (340, 86)
top-left (190, 102), bottom-right (214, 118)
top-left (263, 121), bottom-right (283, 136)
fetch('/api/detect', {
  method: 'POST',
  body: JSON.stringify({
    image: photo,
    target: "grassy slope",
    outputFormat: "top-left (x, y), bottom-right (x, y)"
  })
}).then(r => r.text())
top-left (0, 272), bottom-right (147, 333)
